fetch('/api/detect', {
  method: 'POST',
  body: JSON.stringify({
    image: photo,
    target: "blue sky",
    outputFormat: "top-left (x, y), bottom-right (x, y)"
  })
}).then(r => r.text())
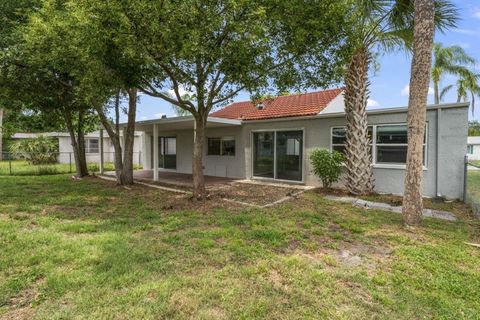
top-left (131, 0), bottom-right (480, 122)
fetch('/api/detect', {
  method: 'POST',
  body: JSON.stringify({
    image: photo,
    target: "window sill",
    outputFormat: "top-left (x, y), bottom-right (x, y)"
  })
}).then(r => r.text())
top-left (372, 164), bottom-right (428, 171)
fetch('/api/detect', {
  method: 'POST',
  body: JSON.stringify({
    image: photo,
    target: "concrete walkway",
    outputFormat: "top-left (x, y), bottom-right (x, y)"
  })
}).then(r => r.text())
top-left (324, 195), bottom-right (457, 221)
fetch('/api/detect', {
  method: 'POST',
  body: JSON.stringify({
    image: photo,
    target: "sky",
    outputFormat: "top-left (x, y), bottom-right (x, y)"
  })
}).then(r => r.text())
top-left (129, 0), bottom-right (480, 122)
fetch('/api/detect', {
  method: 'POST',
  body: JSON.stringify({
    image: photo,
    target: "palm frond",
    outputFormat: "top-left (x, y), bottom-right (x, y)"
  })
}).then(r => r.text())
top-left (439, 84), bottom-right (453, 101)
top-left (434, 0), bottom-right (459, 33)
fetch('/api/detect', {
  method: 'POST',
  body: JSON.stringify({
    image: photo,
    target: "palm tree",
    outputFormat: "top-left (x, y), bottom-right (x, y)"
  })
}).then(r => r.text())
top-left (432, 43), bottom-right (476, 104)
top-left (440, 70), bottom-right (480, 116)
top-left (402, 0), bottom-right (436, 226)
top-left (343, 0), bottom-right (457, 196)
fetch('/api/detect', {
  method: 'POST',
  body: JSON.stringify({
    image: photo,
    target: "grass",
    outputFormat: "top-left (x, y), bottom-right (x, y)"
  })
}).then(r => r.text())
top-left (0, 175), bottom-right (479, 319)
top-left (0, 160), bottom-right (142, 176)
top-left (467, 170), bottom-right (480, 216)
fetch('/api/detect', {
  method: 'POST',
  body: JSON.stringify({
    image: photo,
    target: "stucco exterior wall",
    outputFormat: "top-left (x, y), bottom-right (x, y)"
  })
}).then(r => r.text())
top-left (57, 135), bottom-right (143, 165)
top-left (142, 104), bottom-right (467, 199)
top-left (241, 105), bottom-right (467, 199)
top-left (145, 126), bottom-right (245, 179)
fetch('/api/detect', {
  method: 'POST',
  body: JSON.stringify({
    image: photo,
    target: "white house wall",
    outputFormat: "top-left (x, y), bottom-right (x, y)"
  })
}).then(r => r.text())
top-left (146, 127), bottom-right (245, 178)
top-left (57, 135), bottom-right (143, 165)
top-left (241, 106), bottom-right (468, 199)
top-left (141, 104), bottom-right (467, 199)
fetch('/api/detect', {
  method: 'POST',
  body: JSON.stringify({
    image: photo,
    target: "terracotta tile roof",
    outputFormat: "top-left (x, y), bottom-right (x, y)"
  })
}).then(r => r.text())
top-left (210, 88), bottom-right (343, 121)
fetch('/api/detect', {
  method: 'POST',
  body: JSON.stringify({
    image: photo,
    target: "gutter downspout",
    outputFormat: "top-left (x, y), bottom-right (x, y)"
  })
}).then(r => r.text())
top-left (436, 108), bottom-right (441, 197)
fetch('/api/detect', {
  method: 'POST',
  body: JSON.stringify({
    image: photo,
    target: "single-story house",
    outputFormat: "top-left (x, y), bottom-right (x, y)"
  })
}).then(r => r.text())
top-left (467, 136), bottom-right (480, 161)
top-left (114, 88), bottom-right (468, 199)
top-left (11, 131), bottom-right (144, 164)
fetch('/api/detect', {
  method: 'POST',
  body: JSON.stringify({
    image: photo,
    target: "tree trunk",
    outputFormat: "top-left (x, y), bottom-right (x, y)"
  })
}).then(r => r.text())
top-left (434, 81), bottom-right (439, 104)
top-left (76, 110), bottom-right (88, 176)
top-left (192, 115), bottom-right (206, 200)
top-left (0, 108), bottom-right (3, 161)
top-left (344, 46), bottom-right (374, 195)
top-left (402, 0), bottom-right (435, 226)
top-left (63, 109), bottom-right (88, 178)
top-left (94, 95), bottom-right (125, 185)
top-left (121, 88), bottom-right (137, 185)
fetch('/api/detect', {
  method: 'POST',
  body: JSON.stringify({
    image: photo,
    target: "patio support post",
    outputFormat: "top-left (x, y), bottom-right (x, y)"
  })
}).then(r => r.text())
top-left (99, 129), bottom-right (104, 174)
top-left (153, 123), bottom-right (159, 181)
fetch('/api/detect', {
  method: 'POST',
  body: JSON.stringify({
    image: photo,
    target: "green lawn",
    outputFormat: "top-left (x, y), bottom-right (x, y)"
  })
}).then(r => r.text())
top-left (467, 170), bottom-right (480, 216)
top-left (0, 175), bottom-right (479, 319)
top-left (0, 160), bottom-right (141, 176)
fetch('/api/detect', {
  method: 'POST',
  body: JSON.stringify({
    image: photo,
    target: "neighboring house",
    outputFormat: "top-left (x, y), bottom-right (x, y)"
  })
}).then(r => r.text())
top-left (11, 131), bottom-right (144, 164)
top-left (467, 136), bottom-right (480, 161)
top-left (123, 88), bottom-right (468, 199)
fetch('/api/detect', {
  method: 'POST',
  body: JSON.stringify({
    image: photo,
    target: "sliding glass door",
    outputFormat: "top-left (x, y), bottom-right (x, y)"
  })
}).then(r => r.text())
top-left (252, 130), bottom-right (303, 182)
top-left (160, 137), bottom-right (176, 169)
top-left (253, 132), bottom-right (274, 178)
top-left (151, 136), bottom-right (177, 169)
top-left (276, 131), bottom-right (303, 181)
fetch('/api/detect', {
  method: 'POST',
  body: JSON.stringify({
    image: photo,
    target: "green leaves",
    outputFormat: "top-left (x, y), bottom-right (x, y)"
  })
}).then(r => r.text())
top-left (309, 149), bottom-right (345, 189)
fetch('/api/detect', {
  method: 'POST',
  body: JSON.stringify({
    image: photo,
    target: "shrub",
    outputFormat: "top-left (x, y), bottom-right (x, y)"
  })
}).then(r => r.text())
top-left (37, 166), bottom-right (58, 175)
top-left (309, 148), bottom-right (344, 189)
top-left (10, 136), bottom-right (59, 165)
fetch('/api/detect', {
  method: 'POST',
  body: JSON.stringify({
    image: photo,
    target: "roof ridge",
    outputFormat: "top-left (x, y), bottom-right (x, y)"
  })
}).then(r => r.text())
top-left (227, 87), bottom-right (343, 105)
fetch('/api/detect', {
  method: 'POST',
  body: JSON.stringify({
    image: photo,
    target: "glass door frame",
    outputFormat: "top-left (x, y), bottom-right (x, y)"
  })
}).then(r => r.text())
top-left (151, 135), bottom-right (177, 171)
top-left (250, 128), bottom-right (305, 183)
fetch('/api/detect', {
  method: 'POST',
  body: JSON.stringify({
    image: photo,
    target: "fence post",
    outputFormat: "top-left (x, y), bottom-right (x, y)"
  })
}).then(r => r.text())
top-left (9, 154), bottom-right (12, 175)
top-left (138, 152), bottom-right (141, 168)
top-left (463, 155), bottom-right (468, 203)
top-left (69, 152), bottom-right (72, 173)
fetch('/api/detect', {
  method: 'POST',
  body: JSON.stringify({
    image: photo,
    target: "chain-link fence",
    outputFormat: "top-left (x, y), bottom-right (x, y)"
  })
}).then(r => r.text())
top-left (0, 152), bottom-right (143, 176)
top-left (464, 156), bottom-right (480, 218)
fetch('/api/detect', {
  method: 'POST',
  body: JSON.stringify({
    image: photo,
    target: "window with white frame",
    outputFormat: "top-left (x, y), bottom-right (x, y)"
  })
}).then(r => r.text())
top-left (467, 145), bottom-right (474, 154)
top-left (207, 137), bottom-right (235, 156)
top-left (85, 138), bottom-right (99, 153)
top-left (331, 124), bottom-right (427, 166)
top-left (331, 127), bottom-right (373, 156)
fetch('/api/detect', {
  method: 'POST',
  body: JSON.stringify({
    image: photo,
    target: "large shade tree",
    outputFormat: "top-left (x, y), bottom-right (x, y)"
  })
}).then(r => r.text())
top-left (117, 0), bottom-right (351, 199)
top-left (342, 0), bottom-right (457, 196)
top-left (0, 0), bottom-right (96, 176)
top-left (23, 0), bottom-right (148, 185)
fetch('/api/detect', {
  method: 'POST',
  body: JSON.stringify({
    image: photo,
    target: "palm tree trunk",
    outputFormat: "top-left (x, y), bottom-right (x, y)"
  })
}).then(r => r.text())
top-left (434, 81), bottom-right (439, 104)
top-left (402, 0), bottom-right (435, 226)
top-left (344, 46), bottom-right (374, 195)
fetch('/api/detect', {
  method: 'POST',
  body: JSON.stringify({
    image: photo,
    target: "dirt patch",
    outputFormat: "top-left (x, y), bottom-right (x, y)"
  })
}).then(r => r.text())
top-left (1, 279), bottom-right (44, 320)
top-left (215, 182), bottom-right (302, 206)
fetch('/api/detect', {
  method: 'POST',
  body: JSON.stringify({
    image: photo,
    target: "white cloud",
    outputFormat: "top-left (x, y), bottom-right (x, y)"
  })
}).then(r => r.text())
top-left (401, 84), bottom-right (434, 97)
top-left (473, 10), bottom-right (480, 19)
top-left (140, 116), bottom-right (148, 120)
top-left (458, 42), bottom-right (471, 49)
top-left (453, 28), bottom-right (480, 36)
top-left (154, 113), bottom-right (166, 118)
top-left (168, 86), bottom-right (191, 98)
top-left (367, 99), bottom-right (379, 107)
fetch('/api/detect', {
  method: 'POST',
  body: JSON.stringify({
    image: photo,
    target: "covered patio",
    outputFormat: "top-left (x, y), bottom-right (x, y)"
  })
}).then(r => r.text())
top-left (97, 115), bottom-right (243, 182)
top-left (128, 170), bottom-right (237, 187)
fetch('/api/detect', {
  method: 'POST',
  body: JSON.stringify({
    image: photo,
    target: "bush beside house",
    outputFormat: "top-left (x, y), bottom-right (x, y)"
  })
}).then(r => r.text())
top-left (310, 149), bottom-right (344, 189)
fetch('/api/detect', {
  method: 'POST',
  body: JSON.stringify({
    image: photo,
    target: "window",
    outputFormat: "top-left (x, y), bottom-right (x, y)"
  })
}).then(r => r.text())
top-left (85, 138), bottom-right (99, 153)
top-left (207, 138), bottom-right (221, 155)
top-left (208, 137), bottom-right (235, 156)
top-left (331, 124), bottom-right (427, 167)
top-left (331, 127), bottom-right (373, 155)
top-left (468, 145), bottom-right (474, 154)
top-left (221, 137), bottom-right (236, 156)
